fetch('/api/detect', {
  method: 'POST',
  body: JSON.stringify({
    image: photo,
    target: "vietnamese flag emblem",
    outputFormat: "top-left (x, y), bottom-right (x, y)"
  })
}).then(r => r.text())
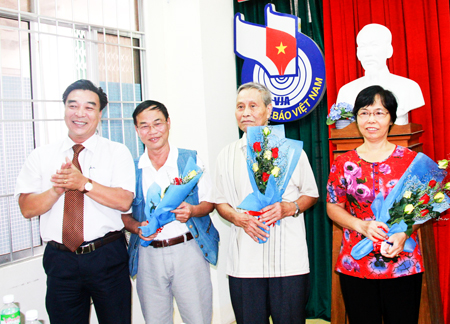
top-left (266, 28), bottom-right (297, 75)
top-left (234, 4), bottom-right (298, 77)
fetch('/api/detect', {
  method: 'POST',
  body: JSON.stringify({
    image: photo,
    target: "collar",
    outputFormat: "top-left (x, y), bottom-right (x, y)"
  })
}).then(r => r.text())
top-left (138, 141), bottom-right (178, 170)
top-left (61, 134), bottom-right (98, 153)
top-left (239, 133), bottom-right (248, 149)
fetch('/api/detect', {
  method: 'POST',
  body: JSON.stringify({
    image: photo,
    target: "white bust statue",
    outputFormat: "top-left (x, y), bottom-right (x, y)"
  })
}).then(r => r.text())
top-left (336, 23), bottom-right (424, 125)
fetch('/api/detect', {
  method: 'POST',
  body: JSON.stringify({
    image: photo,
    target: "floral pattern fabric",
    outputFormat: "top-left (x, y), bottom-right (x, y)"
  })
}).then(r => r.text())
top-left (327, 146), bottom-right (424, 279)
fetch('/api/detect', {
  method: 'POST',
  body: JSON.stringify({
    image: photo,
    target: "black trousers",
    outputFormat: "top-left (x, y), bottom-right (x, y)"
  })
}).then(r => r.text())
top-left (229, 274), bottom-right (310, 324)
top-left (43, 235), bottom-right (131, 324)
top-left (339, 273), bottom-right (423, 324)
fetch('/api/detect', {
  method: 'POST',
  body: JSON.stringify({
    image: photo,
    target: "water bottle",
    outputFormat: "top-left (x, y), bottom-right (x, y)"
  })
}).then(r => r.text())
top-left (0, 295), bottom-right (20, 324)
top-left (25, 310), bottom-right (39, 324)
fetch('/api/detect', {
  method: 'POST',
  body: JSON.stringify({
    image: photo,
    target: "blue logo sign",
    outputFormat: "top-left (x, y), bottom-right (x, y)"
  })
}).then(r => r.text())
top-left (235, 4), bottom-right (326, 122)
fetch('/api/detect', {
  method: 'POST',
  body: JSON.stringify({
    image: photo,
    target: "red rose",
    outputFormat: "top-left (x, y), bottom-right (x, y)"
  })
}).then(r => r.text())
top-left (428, 180), bottom-right (437, 188)
top-left (253, 142), bottom-right (262, 152)
top-left (173, 177), bottom-right (183, 185)
top-left (420, 209), bottom-right (430, 217)
top-left (262, 172), bottom-right (270, 182)
top-left (418, 194), bottom-right (430, 205)
top-left (272, 147), bottom-right (279, 159)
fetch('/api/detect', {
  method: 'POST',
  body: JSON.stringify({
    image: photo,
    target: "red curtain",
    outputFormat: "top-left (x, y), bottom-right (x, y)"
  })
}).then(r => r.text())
top-left (323, 0), bottom-right (450, 321)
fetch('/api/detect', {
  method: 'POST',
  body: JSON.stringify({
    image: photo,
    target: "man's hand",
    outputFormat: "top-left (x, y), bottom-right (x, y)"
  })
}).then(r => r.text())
top-left (138, 221), bottom-right (158, 241)
top-left (171, 202), bottom-right (193, 223)
top-left (215, 203), bottom-right (269, 242)
top-left (259, 201), bottom-right (293, 226)
top-left (235, 212), bottom-right (270, 243)
top-left (51, 156), bottom-right (88, 191)
top-left (50, 160), bottom-right (72, 195)
top-left (122, 215), bottom-right (158, 241)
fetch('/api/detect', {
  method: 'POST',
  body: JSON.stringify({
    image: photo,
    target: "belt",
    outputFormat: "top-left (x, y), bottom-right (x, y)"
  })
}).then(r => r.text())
top-left (48, 231), bottom-right (123, 254)
top-left (150, 232), bottom-right (193, 248)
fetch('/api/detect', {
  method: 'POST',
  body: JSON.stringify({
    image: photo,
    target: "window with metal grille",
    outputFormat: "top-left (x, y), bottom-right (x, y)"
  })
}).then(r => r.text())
top-left (0, 0), bottom-right (146, 265)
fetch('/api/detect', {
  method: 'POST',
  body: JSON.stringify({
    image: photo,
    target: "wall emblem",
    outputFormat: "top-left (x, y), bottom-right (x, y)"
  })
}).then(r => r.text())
top-left (235, 4), bottom-right (326, 122)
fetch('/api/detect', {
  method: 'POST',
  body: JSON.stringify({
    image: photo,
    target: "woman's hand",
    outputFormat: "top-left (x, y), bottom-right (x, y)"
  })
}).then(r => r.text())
top-left (356, 220), bottom-right (389, 242)
top-left (327, 203), bottom-right (389, 242)
top-left (381, 232), bottom-right (408, 258)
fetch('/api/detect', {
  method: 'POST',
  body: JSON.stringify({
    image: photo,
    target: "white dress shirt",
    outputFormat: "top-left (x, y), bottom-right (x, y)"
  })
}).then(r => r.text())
top-left (138, 142), bottom-right (213, 240)
top-left (15, 134), bottom-right (136, 243)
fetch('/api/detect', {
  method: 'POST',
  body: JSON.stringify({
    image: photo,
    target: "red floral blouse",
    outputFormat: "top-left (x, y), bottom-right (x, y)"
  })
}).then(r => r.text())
top-left (327, 146), bottom-right (424, 279)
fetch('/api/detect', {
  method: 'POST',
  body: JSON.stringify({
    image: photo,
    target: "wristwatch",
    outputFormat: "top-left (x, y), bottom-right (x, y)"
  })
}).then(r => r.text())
top-left (82, 178), bottom-right (93, 193)
top-left (293, 201), bottom-right (301, 217)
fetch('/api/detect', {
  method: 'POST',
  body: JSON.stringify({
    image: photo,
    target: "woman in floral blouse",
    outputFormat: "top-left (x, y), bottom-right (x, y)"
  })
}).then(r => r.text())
top-left (327, 85), bottom-right (423, 324)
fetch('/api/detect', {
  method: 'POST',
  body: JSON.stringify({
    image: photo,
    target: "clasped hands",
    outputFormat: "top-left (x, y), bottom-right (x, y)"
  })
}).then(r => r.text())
top-left (358, 220), bottom-right (408, 258)
top-left (50, 157), bottom-right (88, 195)
top-left (236, 201), bottom-right (294, 243)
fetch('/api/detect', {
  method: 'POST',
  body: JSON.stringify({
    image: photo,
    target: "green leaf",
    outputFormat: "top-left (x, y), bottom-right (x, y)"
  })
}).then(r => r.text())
top-left (405, 225), bottom-right (414, 237)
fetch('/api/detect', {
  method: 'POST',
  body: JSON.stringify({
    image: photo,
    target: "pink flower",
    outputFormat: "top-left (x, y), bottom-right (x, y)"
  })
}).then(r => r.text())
top-left (379, 164), bottom-right (391, 174)
top-left (344, 161), bottom-right (362, 178)
top-left (345, 175), bottom-right (357, 195)
top-left (392, 147), bottom-right (404, 158)
top-left (354, 184), bottom-right (372, 202)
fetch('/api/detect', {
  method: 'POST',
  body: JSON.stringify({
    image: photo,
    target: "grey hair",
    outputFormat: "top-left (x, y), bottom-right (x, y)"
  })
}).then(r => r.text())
top-left (237, 82), bottom-right (272, 107)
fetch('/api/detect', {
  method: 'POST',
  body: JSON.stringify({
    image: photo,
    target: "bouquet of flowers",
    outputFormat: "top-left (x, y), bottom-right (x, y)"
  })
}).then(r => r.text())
top-left (238, 125), bottom-right (303, 243)
top-left (139, 157), bottom-right (202, 247)
top-left (351, 153), bottom-right (450, 260)
top-left (387, 178), bottom-right (449, 236)
top-left (326, 102), bottom-right (355, 125)
top-left (250, 126), bottom-right (282, 194)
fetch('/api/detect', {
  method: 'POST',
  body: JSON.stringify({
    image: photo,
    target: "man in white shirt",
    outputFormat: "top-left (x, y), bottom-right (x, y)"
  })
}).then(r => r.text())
top-left (214, 82), bottom-right (319, 323)
top-left (122, 100), bottom-right (219, 324)
top-left (15, 79), bottom-right (135, 324)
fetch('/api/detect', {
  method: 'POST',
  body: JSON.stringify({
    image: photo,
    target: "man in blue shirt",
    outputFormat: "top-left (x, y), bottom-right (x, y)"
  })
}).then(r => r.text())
top-left (122, 100), bottom-right (219, 324)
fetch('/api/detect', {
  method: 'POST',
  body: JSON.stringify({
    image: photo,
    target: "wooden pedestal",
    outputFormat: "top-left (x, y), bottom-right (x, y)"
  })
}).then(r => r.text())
top-left (328, 123), bottom-right (443, 324)
top-left (329, 122), bottom-right (424, 159)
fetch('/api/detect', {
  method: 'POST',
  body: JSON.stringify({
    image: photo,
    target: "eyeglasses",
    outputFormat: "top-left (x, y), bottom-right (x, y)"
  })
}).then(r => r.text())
top-left (357, 110), bottom-right (389, 120)
top-left (137, 121), bottom-right (167, 133)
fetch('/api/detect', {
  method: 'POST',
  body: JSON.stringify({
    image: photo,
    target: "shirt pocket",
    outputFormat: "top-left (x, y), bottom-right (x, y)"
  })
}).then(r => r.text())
top-left (88, 167), bottom-right (113, 187)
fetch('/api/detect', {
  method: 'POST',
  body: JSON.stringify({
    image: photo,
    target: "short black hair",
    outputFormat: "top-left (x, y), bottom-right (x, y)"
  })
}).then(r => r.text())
top-left (353, 85), bottom-right (397, 124)
top-left (62, 79), bottom-right (108, 111)
top-left (133, 100), bottom-right (169, 125)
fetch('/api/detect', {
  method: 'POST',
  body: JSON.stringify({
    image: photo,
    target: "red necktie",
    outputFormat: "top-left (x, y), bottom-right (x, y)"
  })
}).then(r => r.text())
top-left (62, 144), bottom-right (85, 252)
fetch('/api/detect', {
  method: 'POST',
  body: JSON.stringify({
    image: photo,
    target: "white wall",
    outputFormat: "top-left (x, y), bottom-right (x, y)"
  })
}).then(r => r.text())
top-left (143, 0), bottom-right (238, 323)
top-left (0, 0), bottom-right (238, 323)
top-left (0, 256), bottom-right (143, 324)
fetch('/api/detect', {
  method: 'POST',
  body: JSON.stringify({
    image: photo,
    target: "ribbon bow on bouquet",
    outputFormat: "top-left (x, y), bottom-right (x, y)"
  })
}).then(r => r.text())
top-left (139, 157), bottom-right (202, 247)
top-left (351, 153), bottom-right (450, 260)
top-left (238, 125), bottom-right (303, 243)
